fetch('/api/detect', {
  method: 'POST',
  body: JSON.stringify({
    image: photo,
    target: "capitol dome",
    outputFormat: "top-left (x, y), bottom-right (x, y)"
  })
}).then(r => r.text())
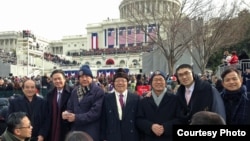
top-left (119, 0), bottom-right (182, 19)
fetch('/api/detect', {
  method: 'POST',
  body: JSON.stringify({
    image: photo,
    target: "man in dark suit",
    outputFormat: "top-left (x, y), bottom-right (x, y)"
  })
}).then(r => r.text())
top-left (8, 79), bottom-right (49, 141)
top-left (175, 64), bottom-right (226, 124)
top-left (46, 69), bottom-right (73, 141)
top-left (136, 70), bottom-right (181, 141)
top-left (101, 68), bottom-right (140, 141)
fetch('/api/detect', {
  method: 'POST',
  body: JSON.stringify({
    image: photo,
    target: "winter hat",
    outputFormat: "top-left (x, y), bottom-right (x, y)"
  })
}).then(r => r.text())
top-left (113, 68), bottom-right (129, 82)
top-left (79, 65), bottom-right (93, 78)
top-left (149, 70), bottom-right (166, 84)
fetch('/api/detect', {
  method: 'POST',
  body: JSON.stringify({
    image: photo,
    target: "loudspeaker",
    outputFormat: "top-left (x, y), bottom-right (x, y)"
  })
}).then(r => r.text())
top-left (139, 69), bottom-right (142, 73)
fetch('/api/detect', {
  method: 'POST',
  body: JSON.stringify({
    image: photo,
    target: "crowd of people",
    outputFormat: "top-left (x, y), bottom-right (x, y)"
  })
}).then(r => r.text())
top-left (0, 60), bottom-right (249, 141)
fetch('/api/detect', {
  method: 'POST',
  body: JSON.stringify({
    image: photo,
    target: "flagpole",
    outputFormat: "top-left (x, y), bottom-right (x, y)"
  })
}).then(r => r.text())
top-left (27, 37), bottom-right (29, 76)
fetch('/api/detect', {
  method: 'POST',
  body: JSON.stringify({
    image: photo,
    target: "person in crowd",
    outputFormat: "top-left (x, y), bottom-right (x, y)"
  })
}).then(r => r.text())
top-left (41, 73), bottom-right (50, 89)
top-left (65, 131), bottom-right (93, 141)
top-left (5, 79), bottom-right (14, 91)
top-left (211, 75), bottom-right (224, 93)
top-left (46, 69), bottom-right (73, 141)
top-left (8, 79), bottom-right (49, 141)
top-left (229, 51), bottom-right (239, 68)
top-left (62, 65), bottom-right (105, 141)
top-left (190, 111), bottom-right (226, 125)
top-left (220, 68), bottom-right (250, 124)
top-left (222, 50), bottom-right (231, 66)
top-left (242, 69), bottom-right (250, 92)
top-left (238, 50), bottom-right (250, 72)
top-left (238, 50), bottom-right (249, 61)
top-left (175, 64), bottom-right (226, 124)
top-left (136, 70), bottom-right (181, 141)
top-left (101, 68), bottom-right (140, 141)
top-left (0, 79), bottom-right (6, 91)
top-left (200, 74), bottom-right (212, 84)
top-left (0, 98), bottom-right (9, 135)
top-left (1, 112), bottom-right (32, 141)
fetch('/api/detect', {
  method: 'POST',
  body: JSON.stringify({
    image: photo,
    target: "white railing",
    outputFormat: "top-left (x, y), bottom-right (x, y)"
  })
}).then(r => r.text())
top-left (217, 59), bottom-right (250, 77)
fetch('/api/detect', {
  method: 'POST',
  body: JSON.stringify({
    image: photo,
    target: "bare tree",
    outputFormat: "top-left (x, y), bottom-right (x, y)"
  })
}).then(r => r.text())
top-left (187, 0), bottom-right (248, 74)
top-left (120, 0), bottom-right (216, 74)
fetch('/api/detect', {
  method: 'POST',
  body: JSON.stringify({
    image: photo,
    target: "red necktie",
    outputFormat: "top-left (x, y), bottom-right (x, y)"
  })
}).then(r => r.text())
top-left (119, 94), bottom-right (124, 108)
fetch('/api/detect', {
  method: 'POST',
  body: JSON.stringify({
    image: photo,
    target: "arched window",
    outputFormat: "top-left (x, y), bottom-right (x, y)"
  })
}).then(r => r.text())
top-left (96, 61), bottom-right (101, 67)
top-left (120, 60), bottom-right (125, 65)
top-left (132, 59), bottom-right (138, 65)
top-left (106, 58), bottom-right (115, 65)
top-left (85, 62), bottom-right (90, 65)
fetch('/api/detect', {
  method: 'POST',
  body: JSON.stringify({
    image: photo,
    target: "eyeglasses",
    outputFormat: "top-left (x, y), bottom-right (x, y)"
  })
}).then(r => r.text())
top-left (17, 125), bottom-right (32, 129)
top-left (177, 71), bottom-right (192, 78)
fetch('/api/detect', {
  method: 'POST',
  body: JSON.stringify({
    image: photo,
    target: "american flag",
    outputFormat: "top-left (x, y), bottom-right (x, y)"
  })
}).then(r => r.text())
top-left (147, 24), bottom-right (157, 42)
top-left (127, 26), bottom-right (135, 45)
top-left (136, 26), bottom-right (144, 43)
top-left (119, 27), bottom-right (126, 45)
top-left (108, 28), bottom-right (115, 48)
top-left (91, 33), bottom-right (98, 50)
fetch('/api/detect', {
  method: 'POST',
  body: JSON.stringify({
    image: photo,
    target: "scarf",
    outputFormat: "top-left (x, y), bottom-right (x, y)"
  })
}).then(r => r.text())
top-left (77, 85), bottom-right (90, 102)
top-left (222, 86), bottom-right (249, 124)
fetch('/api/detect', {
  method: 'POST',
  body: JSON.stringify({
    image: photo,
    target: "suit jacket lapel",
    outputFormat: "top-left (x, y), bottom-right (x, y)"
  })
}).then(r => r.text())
top-left (110, 93), bottom-right (120, 120)
top-left (123, 93), bottom-right (131, 119)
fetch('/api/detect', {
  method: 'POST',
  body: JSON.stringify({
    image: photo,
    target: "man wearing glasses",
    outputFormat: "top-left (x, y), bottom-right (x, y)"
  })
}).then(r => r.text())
top-left (1, 112), bottom-right (32, 141)
top-left (175, 64), bottom-right (226, 124)
top-left (101, 68), bottom-right (140, 141)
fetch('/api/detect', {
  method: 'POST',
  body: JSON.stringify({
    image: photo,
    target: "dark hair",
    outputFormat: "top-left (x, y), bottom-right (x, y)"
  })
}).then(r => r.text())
top-left (231, 51), bottom-right (237, 55)
top-left (6, 112), bottom-right (28, 133)
top-left (190, 111), bottom-right (226, 125)
top-left (175, 64), bottom-right (194, 84)
top-left (175, 64), bottom-right (193, 73)
top-left (65, 131), bottom-right (93, 141)
top-left (220, 68), bottom-right (240, 81)
top-left (50, 69), bottom-right (66, 78)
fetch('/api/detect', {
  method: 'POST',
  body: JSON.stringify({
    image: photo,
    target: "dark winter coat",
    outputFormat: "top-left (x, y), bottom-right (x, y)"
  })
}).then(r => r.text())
top-left (46, 84), bottom-right (73, 141)
top-left (175, 75), bottom-right (226, 124)
top-left (101, 91), bottom-right (140, 141)
top-left (8, 95), bottom-right (49, 140)
top-left (67, 82), bottom-right (105, 141)
top-left (136, 91), bottom-right (181, 141)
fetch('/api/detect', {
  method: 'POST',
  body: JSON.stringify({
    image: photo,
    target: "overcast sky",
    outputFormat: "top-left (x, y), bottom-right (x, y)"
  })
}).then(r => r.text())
top-left (0, 0), bottom-right (246, 40)
top-left (0, 0), bottom-right (123, 40)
